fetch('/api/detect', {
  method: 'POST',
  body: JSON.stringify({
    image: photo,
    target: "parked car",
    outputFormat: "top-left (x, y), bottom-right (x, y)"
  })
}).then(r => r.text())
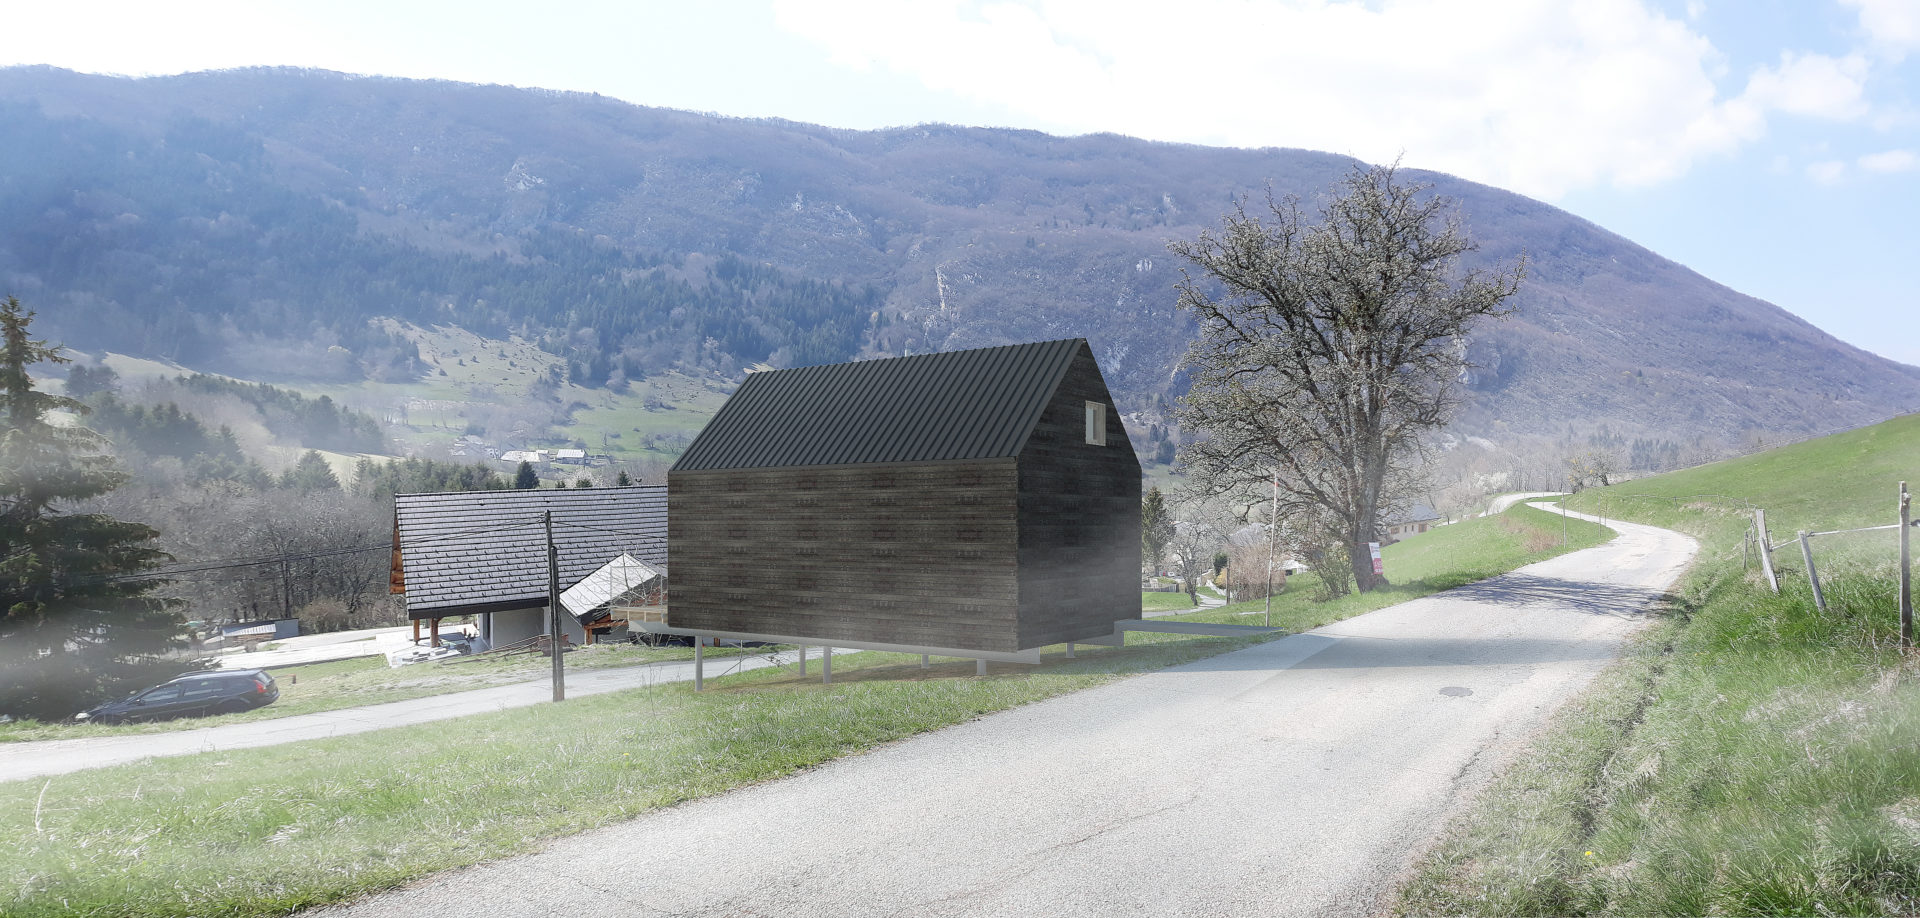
top-left (75, 669), bottom-right (279, 724)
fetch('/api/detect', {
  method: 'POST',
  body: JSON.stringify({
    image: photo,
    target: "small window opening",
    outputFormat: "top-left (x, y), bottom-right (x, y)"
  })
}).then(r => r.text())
top-left (1084, 401), bottom-right (1107, 446)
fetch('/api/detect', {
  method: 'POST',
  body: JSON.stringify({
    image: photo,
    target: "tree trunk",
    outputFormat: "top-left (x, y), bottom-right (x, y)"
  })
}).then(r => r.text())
top-left (1350, 539), bottom-right (1378, 593)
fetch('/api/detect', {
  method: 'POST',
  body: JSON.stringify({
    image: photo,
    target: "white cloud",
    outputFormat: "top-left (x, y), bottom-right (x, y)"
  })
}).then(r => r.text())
top-left (770, 0), bottom-right (1864, 199)
top-left (1840, 0), bottom-right (1920, 58)
top-left (1738, 52), bottom-right (1871, 120)
top-left (1807, 159), bottom-right (1849, 183)
top-left (1858, 148), bottom-right (1919, 171)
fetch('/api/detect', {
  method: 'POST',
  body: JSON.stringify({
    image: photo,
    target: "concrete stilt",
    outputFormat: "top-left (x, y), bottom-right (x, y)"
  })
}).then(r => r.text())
top-left (694, 643), bottom-right (704, 692)
top-left (1066, 642), bottom-right (1075, 658)
top-left (977, 658), bottom-right (987, 676)
top-left (920, 654), bottom-right (929, 669)
top-left (823, 647), bottom-right (832, 684)
top-left (798, 644), bottom-right (807, 676)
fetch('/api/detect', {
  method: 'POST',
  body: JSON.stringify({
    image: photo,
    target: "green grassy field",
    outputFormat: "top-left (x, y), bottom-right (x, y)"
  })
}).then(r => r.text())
top-left (1187, 503), bottom-right (1614, 633)
top-left (100, 323), bottom-right (727, 474)
top-left (0, 501), bottom-right (1613, 918)
top-left (1395, 413), bottom-right (1920, 917)
top-left (316, 323), bottom-right (727, 464)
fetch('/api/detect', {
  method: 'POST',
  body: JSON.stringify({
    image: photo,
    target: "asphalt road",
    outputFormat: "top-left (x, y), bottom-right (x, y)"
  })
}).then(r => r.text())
top-left (312, 507), bottom-right (1695, 918)
top-left (0, 647), bottom-right (849, 783)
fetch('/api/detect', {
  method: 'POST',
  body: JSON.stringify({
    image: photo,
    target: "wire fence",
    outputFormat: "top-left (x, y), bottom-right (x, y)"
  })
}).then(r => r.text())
top-left (1742, 482), bottom-right (1913, 647)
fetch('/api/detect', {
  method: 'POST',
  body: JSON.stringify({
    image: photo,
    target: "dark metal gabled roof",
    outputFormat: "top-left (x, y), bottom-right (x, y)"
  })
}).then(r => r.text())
top-left (671, 338), bottom-right (1086, 472)
top-left (393, 486), bottom-right (666, 618)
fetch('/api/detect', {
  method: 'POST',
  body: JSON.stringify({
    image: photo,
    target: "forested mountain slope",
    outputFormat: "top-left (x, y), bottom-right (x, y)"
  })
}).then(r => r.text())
top-left (2, 65), bottom-right (1914, 449)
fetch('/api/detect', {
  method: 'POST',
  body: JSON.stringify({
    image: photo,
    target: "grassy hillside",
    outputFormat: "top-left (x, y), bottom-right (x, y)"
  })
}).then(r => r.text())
top-left (1154, 503), bottom-right (1613, 634)
top-left (97, 321), bottom-right (729, 477)
top-left (1, 503), bottom-right (1611, 918)
top-left (1397, 414), bottom-right (1920, 916)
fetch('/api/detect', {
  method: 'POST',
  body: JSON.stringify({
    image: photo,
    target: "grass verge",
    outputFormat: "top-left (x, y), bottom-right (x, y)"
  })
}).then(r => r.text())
top-left (1394, 414), bottom-right (1920, 916)
top-left (1, 502), bottom-right (1614, 917)
top-left (0, 642), bottom-right (747, 744)
top-left (1189, 502), bottom-right (1613, 633)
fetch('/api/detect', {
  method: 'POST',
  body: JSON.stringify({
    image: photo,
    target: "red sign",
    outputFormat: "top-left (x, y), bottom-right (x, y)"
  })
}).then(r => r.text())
top-left (1369, 542), bottom-right (1383, 576)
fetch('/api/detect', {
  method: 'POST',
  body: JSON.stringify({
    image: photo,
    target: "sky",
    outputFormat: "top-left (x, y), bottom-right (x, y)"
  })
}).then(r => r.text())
top-left (6, 0), bottom-right (1918, 365)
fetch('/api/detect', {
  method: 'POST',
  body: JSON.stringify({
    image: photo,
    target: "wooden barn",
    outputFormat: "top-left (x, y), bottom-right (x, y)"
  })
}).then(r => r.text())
top-left (665, 338), bottom-right (1140, 662)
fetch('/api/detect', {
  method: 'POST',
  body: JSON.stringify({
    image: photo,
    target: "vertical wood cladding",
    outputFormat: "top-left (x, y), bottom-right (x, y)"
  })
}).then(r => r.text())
top-left (669, 459), bottom-right (1022, 651)
top-left (666, 338), bottom-right (1141, 654)
top-left (1015, 346), bottom-right (1142, 648)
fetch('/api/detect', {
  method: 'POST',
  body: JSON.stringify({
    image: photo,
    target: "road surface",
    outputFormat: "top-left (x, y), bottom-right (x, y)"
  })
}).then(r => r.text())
top-left (312, 507), bottom-right (1694, 918)
top-left (1486, 491), bottom-right (1567, 514)
top-left (0, 647), bottom-right (853, 783)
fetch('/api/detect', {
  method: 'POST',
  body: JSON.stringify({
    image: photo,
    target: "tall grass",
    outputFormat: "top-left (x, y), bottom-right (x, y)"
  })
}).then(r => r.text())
top-left (1396, 415), bottom-right (1920, 917)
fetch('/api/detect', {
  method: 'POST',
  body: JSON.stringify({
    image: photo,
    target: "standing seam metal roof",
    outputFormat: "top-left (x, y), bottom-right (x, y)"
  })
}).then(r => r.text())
top-left (671, 338), bottom-right (1087, 471)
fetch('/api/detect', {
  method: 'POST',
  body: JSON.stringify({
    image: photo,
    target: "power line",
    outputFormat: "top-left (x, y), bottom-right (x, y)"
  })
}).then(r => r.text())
top-left (80, 513), bottom-right (555, 585)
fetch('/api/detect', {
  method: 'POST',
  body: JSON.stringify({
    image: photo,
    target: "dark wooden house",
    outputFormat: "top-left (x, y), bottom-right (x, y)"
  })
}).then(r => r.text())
top-left (667, 338), bottom-right (1139, 659)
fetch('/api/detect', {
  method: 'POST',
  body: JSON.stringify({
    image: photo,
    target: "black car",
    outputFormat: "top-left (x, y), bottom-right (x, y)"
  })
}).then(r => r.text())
top-left (76, 669), bottom-right (279, 724)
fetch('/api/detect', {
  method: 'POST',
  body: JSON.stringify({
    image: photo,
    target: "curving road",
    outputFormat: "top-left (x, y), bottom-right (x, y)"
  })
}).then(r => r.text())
top-left (313, 507), bottom-right (1695, 918)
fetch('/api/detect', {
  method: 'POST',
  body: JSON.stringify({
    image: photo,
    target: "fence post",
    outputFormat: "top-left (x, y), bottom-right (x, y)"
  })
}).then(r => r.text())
top-left (1900, 481), bottom-right (1911, 649)
top-left (1756, 509), bottom-right (1780, 594)
top-left (1798, 530), bottom-right (1826, 613)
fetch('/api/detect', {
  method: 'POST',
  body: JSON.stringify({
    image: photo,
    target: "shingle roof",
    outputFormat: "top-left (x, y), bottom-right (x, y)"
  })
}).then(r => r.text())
top-left (393, 487), bottom-right (666, 618)
top-left (671, 338), bottom-right (1085, 472)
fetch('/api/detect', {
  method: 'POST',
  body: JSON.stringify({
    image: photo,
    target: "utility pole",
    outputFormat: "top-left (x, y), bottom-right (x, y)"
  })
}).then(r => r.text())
top-left (1266, 468), bottom-right (1277, 627)
top-left (546, 510), bottom-right (565, 701)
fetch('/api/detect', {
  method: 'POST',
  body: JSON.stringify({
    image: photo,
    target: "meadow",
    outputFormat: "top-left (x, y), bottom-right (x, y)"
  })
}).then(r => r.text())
top-left (1396, 414), bottom-right (1920, 916)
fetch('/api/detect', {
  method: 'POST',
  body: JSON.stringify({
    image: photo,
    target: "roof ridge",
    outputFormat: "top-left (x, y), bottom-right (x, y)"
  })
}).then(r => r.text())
top-left (671, 339), bottom-right (1090, 472)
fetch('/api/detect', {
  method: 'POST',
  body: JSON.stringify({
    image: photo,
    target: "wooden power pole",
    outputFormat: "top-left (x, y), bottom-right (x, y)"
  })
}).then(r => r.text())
top-left (546, 510), bottom-right (566, 701)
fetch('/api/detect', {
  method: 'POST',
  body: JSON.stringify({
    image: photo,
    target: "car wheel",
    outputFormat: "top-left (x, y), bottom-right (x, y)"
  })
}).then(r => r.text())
top-left (213, 699), bottom-right (250, 716)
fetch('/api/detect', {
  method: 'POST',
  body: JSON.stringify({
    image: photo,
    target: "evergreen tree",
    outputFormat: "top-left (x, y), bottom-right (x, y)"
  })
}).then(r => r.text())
top-left (614, 469), bottom-right (632, 487)
top-left (63, 363), bottom-right (119, 400)
top-left (514, 461), bottom-right (538, 489)
top-left (1141, 485), bottom-right (1173, 574)
top-left (0, 298), bottom-right (183, 720)
top-left (281, 450), bottom-right (342, 492)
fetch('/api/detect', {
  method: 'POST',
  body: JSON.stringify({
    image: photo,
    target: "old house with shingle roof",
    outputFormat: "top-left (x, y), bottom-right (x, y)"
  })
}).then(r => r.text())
top-left (390, 486), bottom-right (666, 646)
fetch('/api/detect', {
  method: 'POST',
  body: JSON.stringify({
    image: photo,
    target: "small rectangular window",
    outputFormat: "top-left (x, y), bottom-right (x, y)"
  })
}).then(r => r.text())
top-left (1084, 401), bottom-right (1107, 446)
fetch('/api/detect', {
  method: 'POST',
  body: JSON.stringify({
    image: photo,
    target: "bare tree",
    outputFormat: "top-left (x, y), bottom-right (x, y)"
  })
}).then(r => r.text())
top-left (1172, 163), bottom-right (1523, 592)
top-left (1564, 447), bottom-right (1623, 491)
top-left (1165, 499), bottom-right (1228, 607)
top-left (1221, 524), bottom-right (1283, 603)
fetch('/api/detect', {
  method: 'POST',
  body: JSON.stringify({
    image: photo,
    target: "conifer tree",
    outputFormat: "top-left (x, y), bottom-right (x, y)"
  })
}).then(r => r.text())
top-left (281, 449), bottom-right (342, 492)
top-left (1141, 485), bottom-right (1173, 574)
top-left (0, 297), bottom-right (182, 720)
top-left (514, 461), bottom-right (538, 489)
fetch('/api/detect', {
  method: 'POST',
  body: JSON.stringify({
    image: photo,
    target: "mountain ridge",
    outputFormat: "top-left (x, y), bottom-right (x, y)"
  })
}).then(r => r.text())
top-left (2, 65), bottom-right (1914, 454)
